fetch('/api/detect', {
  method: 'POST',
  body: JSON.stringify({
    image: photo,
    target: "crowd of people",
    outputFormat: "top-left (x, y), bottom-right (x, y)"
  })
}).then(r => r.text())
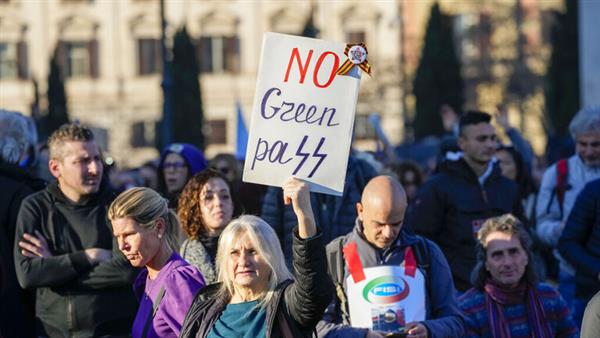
top-left (0, 104), bottom-right (599, 338)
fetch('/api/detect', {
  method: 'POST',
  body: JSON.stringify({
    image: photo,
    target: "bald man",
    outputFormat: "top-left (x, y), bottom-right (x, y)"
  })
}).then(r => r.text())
top-left (316, 176), bottom-right (464, 338)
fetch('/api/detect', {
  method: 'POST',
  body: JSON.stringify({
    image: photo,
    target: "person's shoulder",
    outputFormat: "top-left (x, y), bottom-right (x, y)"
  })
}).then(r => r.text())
top-left (535, 283), bottom-right (562, 298)
top-left (582, 178), bottom-right (600, 196)
top-left (171, 259), bottom-right (204, 278)
top-left (20, 188), bottom-right (52, 209)
top-left (416, 236), bottom-right (445, 259)
top-left (193, 283), bottom-right (221, 303)
top-left (326, 233), bottom-right (351, 252)
top-left (457, 288), bottom-right (485, 310)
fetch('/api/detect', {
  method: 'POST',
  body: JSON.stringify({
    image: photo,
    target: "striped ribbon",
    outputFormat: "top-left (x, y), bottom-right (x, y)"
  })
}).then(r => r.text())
top-left (336, 43), bottom-right (372, 77)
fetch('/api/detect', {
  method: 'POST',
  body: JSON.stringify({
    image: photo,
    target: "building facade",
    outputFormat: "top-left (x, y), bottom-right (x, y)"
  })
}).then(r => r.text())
top-left (0, 0), bottom-right (562, 167)
top-left (0, 0), bottom-right (404, 167)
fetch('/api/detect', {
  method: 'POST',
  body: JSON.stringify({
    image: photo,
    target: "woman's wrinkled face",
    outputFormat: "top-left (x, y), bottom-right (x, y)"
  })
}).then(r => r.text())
top-left (163, 153), bottom-right (189, 193)
top-left (227, 233), bottom-right (270, 294)
top-left (112, 217), bottom-right (162, 268)
top-left (200, 177), bottom-right (234, 235)
top-left (496, 150), bottom-right (517, 181)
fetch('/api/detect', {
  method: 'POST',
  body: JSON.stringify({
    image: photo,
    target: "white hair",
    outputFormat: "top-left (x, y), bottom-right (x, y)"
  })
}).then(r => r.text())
top-left (569, 106), bottom-right (600, 139)
top-left (216, 215), bottom-right (293, 308)
top-left (0, 110), bottom-right (30, 164)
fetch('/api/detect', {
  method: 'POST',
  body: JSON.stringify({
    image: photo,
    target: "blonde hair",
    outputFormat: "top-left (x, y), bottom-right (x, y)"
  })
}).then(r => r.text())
top-left (216, 215), bottom-right (293, 307)
top-left (47, 123), bottom-right (95, 160)
top-left (108, 187), bottom-right (181, 253)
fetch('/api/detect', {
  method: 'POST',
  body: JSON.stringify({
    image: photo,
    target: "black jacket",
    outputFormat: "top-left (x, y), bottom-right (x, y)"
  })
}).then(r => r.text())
top-left (407, 158), bottom-right (522, 291)
top-left (180, 230), bottom-right (334, 338)
top-left (13, 180), bottom-right (138, 337)
top-left (559, 178), bottom-right (600, 300)
top-left (0, 162), bottom-right (45, 338)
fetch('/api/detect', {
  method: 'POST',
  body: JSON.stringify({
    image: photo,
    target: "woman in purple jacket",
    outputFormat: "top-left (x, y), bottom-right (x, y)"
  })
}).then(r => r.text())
top-left (109, 187), bottom-right (206, 338)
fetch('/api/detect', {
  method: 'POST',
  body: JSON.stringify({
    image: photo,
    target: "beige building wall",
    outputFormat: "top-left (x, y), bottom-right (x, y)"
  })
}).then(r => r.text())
top-left (1, 0), bottom-right (565, 168)
top-left (0, 0), bottom-right (403, 168)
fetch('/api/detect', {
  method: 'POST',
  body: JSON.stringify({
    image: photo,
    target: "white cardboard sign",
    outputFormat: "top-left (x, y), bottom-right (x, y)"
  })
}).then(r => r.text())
top-left (242, 32), bottom-right (361, 196)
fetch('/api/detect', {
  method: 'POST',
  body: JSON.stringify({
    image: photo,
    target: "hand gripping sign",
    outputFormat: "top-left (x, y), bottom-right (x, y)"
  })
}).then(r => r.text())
top-left (344, 243), bottom-right (426, 332)
top-left (242, 33), bottom-right (370, 196)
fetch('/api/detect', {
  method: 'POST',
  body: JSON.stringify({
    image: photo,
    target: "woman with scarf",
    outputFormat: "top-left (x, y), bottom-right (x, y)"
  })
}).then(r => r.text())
top-left (458, 214), bottom-right (578, 337)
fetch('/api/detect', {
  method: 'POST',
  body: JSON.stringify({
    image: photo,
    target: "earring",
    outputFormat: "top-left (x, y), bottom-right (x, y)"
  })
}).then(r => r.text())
top-left (158, 234), bottom-right (162, 239)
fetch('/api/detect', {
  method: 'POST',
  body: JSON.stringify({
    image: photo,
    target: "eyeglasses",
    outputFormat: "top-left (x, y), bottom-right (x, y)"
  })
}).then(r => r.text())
top-left (163, 162), bottom-right (187, 170)
top-left (215, 167), bottom-right (230, 175)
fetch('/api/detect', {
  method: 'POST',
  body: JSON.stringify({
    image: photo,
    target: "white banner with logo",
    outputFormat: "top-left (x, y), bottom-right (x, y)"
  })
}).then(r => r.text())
top-left (346, 265), bottom-right (426, 331)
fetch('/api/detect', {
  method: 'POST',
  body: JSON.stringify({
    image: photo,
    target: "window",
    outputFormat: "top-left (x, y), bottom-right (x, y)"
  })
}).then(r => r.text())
top-left (56, 40), bottom-right (99, 78)
top-left (204, 119), bottom-right (227, 145)
top-left (67, 42), bottom-right (89, 77)
top-left (130, 121), bottom-right (155, 147)
top-left (345, 31), bottom-right (366, 45)
top-left (137, 38), bottom-right (161, 75)
top-left (197, 36), bottom-right (239, 74)
top-left (353, 114), bottom-right (376, 140)
top-left (0, 41), bottom-right (27, 79)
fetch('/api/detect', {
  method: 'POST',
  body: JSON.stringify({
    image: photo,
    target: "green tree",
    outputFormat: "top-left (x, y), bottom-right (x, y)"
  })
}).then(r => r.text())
top-left (171, 26), bottom-right (204, 149)
top-left (412, 3), bottom-right (464, 139)
top-left (544, 0), bottom-right (579, 138)
top-left (40, 52), bottom-right (69, 139)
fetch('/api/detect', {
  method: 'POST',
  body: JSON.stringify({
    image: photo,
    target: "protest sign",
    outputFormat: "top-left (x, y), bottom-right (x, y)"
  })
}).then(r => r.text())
top-left (242, 32), bottom-right (363, 195)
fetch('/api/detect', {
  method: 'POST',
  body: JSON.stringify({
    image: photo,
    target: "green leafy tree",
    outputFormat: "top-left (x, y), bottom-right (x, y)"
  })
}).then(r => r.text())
top-left (412, 3), bottom-right (464, 139)
top-left (40, 53), bottom-right (69, 139)
top-left (171, 26), bottom-right (204, 149)
top-left (544, 0), bottom-right (579, 138)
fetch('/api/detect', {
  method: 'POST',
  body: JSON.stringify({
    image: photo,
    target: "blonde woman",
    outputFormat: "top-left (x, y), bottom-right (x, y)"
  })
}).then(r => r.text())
top-left (180, 178), bottom-right (333, 338)
top-left (109, 187), bottom-right (205, 338)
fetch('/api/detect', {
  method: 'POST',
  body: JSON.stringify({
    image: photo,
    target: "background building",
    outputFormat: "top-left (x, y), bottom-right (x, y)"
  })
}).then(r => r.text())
top-left (0, 0), bottom-right (562, 167)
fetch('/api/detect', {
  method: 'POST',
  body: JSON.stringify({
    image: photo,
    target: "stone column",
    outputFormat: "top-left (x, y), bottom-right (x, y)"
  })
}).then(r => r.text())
top-left (579, 1), bottom-right (600, 106)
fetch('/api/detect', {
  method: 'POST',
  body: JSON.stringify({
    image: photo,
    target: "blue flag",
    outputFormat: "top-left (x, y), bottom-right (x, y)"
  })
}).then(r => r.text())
top-left (235, 102), bottom-right (248, 160)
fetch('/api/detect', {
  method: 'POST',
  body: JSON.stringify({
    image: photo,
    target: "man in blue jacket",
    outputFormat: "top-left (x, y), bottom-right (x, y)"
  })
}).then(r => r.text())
top-left (559, 178), bottom-right (600, 326)
top-left (317, 176), bottom-right (464, 338)
top-left (407, 111), bottom-right (523, 292)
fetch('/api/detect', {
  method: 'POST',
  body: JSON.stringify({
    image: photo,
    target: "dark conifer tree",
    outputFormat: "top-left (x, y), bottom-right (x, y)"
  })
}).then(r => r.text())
top-left (41, 53), bottom-right (69, 138)
top-left (412, 3), bottom-right (464, 139)
top-left (301, 6), bottom-right (319, 38)
top-left (171, 26), bottom-right (204, 150)
top-left (544, 0), bottom-right (579, 138)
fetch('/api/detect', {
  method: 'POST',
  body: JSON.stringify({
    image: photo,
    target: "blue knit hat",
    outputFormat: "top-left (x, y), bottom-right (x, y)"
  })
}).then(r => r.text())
top-left (159, 143), bottom-right (207, 175)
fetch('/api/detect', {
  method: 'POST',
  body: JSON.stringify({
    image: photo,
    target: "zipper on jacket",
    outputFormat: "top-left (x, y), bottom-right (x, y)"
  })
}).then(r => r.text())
top-left (67, 294), bottom-right (74, 334)
top-left (480, 187), bottom-right (488, 204)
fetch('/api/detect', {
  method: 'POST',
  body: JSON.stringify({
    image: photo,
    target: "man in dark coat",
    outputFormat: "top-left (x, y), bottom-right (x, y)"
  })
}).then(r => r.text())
top-left (0, 110), bottom-right (45, 338)
top-left (407, 111), bottom-right (523, 292)
top-left (559, 178), bottom-right (600, 325)
top-left (13, 123), bottom-right (138, 337)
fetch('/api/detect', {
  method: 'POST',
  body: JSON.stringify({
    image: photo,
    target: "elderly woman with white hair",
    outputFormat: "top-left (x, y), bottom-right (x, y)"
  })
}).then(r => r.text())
top-left (180, 177), bottom-right (334, 338)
